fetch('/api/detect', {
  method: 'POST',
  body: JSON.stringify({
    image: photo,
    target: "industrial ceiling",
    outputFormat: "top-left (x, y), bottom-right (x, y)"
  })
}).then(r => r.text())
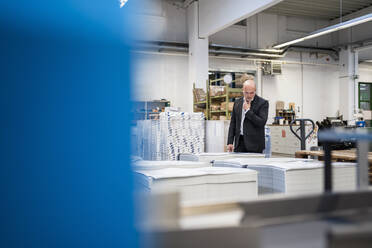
top-left (166, 0), bottom-right (372, 21)
top-left (264, 0), bottom-right (372, 20)
top-left (164, 0), bottom-right (372, 62)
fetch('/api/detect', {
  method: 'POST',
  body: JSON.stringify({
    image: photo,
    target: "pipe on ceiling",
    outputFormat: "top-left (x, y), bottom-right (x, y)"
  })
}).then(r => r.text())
top-left (135, 40), bottom-right (339, 60)
top-left (132, 50), bottom-right (339, 67)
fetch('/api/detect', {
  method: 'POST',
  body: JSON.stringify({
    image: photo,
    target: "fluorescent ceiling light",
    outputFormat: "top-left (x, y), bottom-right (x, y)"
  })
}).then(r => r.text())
top-left (273, 13), bottom-right (372, 49)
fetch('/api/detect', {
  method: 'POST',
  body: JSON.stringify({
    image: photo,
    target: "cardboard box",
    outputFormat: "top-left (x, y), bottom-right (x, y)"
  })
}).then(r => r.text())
top-left (211, 104), bottom-right (220, 111)
top-left (209, 86), bottom-right (226, 96)
top-left (219, 116), bottom-right (227, 121)
top-left (194, 107), bottom-right (204, 112)
top-left (276, 101), bottom-right (284, 110)
top-left (221, 102), bottom-right (234, 112)
top-left (193, 88), bottom-right (206, 102)
top-left (362, 110), bottom-right (372, 120)
top-left (235, 73), bottom-right (254, 88)
top-left (221, 102), bottom-right (227, 111)
top-left (229, 92), bottom-right (242, 98)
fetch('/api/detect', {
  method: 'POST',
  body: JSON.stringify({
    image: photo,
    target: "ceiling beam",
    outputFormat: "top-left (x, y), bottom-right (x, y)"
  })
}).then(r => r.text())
top-left (330, 4), bottom-right (372, 24)
top-left (183, 0), bottom-right (195, 8)
top-left (268, 7), bottom-right (340, 16)
top-left (273, 2), bottom-right (362, 12)
top-left (198, 0), bottom-right (283, 38)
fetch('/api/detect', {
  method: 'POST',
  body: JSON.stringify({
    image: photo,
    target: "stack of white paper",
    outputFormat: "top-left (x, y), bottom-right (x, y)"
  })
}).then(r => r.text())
top-left (134, 167), bottom-right (258, 205)
top-left (132, 160), bottom-right (210, 170)
top-left (213, 158), bottom-right (356, 195)
top-left (179, 152), bottom-right (265, 163)
top-left (205, 120), bottom-right (230, 152)
top-left (213, 157), bottom-right (310, 168)
top-left (160, 112), bottom-right (205, 160)
top-left (135, 112), bottom-right (205, 161)
top-left (135, 120), bottom-right (167, 161)
top-left (205, 121), bottom-right (271, 158)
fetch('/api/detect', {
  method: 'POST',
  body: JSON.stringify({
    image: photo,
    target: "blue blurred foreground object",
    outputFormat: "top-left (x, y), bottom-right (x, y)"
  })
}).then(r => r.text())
top-left (1, 1), bottom-right (138, 247)
top-left (356, 121), bottom-right (366, 127)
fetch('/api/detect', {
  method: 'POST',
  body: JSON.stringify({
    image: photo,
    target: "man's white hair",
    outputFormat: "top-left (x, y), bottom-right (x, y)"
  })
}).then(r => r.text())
top-left (243, 80), bottom-right (256, 89)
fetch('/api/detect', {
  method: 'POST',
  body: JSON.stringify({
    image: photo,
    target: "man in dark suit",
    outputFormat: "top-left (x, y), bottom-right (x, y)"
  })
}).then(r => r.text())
top-left (227, 76), bottom-right (269, 153)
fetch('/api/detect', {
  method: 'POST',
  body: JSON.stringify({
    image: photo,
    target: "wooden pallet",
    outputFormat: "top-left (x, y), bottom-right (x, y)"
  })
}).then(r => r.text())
top-left (295, 149), bottom-right (372, 183)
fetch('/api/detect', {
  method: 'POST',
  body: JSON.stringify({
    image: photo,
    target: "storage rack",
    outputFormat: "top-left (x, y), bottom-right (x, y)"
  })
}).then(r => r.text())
top-left (193, 79), bottom-right (243, 120)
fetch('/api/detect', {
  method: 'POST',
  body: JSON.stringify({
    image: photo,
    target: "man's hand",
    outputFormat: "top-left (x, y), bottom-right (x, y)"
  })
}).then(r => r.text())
top-left (243, 99), bottom-right (251, 111)
top-left (227, 144), bottom-right (234, 152)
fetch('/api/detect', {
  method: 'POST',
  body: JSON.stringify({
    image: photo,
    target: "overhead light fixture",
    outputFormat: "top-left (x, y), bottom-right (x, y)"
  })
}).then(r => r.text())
top-left (273, 13), bottom-right (372, 49)
top-left (223, 74), bottom-right (233, 84)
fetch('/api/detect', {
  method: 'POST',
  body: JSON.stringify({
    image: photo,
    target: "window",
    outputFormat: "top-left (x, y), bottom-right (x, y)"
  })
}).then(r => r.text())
top-left (359, 82), bottom-right (372, 110)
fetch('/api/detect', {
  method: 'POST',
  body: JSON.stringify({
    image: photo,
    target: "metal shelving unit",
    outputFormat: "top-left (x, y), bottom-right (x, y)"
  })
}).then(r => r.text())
top-left (207, 78), bottom-right (243, 120)
top-left (193, 71), bottom-right (255, 120)
top-left (193, 79), bottom-right (243, 120)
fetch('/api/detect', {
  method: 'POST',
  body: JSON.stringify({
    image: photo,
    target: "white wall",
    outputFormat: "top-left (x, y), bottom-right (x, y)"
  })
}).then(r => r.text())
top-left (262, 62), bottom-right (302, 123)
top-left (359, 67), bottom-right (372, 82)
top-left (302, 61), bottom-right (340, 121)
top-left (210, 51), bottom-right (340, 123)
top-left (209, 57), bottom-right (257, 72)
top-left (132, 53), bottom-right (193, 112)
top-left (134, 0), bottom-right (187, 42)
top-left (261, 52), bottom-right (339, 123)
top-left (210, 25), bottom-right (247, 47)
top-left (133, 50), bottom-right (340, 122)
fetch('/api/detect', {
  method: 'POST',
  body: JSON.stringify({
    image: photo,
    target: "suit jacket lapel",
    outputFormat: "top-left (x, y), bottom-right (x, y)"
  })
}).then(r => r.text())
top-left (248, 95), bottom-right (257, 113)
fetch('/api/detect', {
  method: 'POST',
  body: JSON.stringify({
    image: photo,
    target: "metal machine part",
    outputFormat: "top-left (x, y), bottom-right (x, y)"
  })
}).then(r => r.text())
top-left (319, 129), bottom-right (371, 191)
top-left (238, 190), bottom-right (372, 248)
top-left (327, 223), bottom-right (372, 248)
top-left (240, 190), bottom-right (372, 223)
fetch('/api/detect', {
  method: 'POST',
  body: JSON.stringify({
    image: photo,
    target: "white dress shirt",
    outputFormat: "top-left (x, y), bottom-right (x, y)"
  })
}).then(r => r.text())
top-left (240, 98), bottom-right (250, 135)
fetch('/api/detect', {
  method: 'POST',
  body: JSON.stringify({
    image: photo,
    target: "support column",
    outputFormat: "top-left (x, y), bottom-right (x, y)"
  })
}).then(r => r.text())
top-left (354, 51), bottom-right (359, 115)
top-left (187, 1), bottom-right (209, 91)
top-left (339, 46), bottom-right (359, 122)
top-left (256, 62), bottom-right (262, 97)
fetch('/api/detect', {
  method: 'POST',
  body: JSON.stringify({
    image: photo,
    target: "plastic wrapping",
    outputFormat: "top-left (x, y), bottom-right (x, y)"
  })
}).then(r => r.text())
top-left (134, 112), bottom-right (205, 160)
top-left (263, 126), bottom-right (271, 158)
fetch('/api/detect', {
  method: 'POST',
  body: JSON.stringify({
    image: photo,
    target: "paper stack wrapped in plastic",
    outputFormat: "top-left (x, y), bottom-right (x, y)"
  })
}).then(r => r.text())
top-left (134, 112), bottom-right (205, 160)
top-left (213, 158), bottom-right (356, 194)
top-left (133, 166), bottom-right (258, 205)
